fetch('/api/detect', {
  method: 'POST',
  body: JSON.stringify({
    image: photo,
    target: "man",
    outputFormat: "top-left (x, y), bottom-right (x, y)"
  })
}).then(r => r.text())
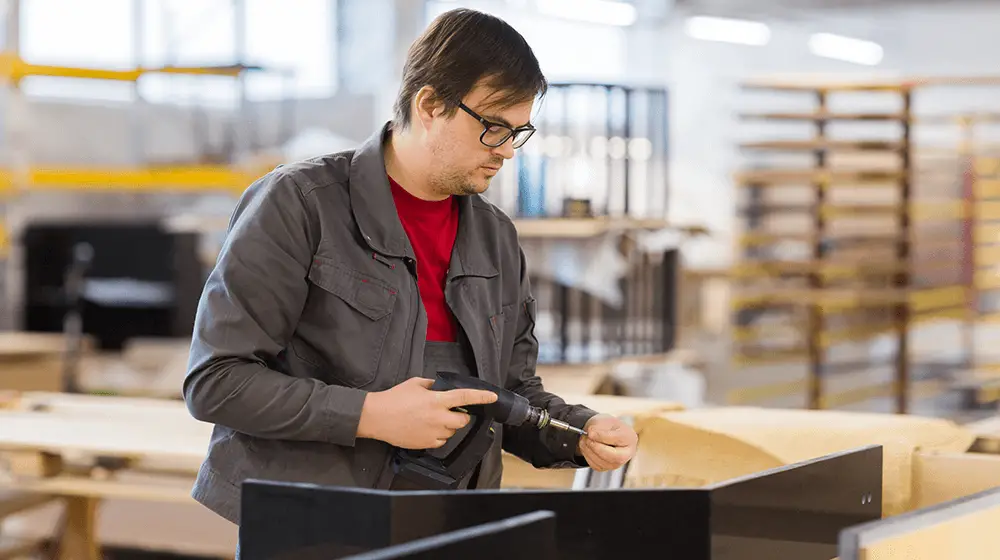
top-left (183, 7), bottom-right (639, 534)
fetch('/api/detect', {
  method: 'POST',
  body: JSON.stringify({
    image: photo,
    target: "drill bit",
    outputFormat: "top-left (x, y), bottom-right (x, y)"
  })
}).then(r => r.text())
top-left (549, 417), bottom-right (588, 436)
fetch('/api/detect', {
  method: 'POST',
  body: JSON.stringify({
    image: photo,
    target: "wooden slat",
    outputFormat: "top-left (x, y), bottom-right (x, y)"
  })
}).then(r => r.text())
top-left (0, 411), bottom-right (210, 469)
top-left (740, 139), bottom-right (903, 152)
top-left (730, 259), bottom-right (905, 279)
top-left (513, 217), bottom-right (676, 238)
top-left (911, 451), bottom-right (1000, 510)
top-left (739, 139), bottom-right (904, 151)
top-left (974, 200), bottom-right (1000, 221)
top-left (974, 270), bottom-right (1000, 289)
top-left (1, 473), bottom-right (195, 503)
top-left (857, 487), bottom-right (1000, 559)
top-left (975, 245), bottom-right (1000, 264)
top-left (744, 75), bottom-right (1000, 92)
top-left (738, 203), bottom-right (964, 220)
top-left (741, 79), bottom-right (913, 92)
top-left (731, 285), bottom-right (965, 311)
top-left (0, 536), bottom-right (45, 560)
top-left (731, 348), bottom-right (809, 367)
top-left (0, 491), bottom-right (56, 518)
top-left (735, 168), bottom-right (905, 185)
top-left (740, 112), bottom-right (906, 121)
top-left (974, 179), bottom-right (1000, 199)
top-left (821, 379), bottom-right (945, 409)
top-left (974, 223), bottom-right (1000, 244)
top-left (975, 157), bottom-right (1000, 177)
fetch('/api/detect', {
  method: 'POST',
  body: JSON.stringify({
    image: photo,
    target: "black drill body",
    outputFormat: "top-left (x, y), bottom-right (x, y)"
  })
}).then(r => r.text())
top-left (389, 372), bottom-right (586, 490)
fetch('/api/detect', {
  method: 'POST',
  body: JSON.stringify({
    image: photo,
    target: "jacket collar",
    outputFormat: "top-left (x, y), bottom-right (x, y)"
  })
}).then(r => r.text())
top-left (349, 122), bottom-right (498, 278)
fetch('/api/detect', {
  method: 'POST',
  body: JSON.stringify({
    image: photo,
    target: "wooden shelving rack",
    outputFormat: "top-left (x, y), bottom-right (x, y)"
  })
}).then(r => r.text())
top-left (729, 79), bottom-right (968, 413)
top-left (957, 143), bottom-right (1000, 405)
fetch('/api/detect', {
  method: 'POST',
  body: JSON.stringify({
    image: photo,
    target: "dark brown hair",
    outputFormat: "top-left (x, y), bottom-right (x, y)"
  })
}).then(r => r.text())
top-left (392, 8), bottom-right (547, 129)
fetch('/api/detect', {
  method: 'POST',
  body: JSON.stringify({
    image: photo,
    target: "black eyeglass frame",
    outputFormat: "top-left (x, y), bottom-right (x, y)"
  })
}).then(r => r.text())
top-left (458, 102), bottom-right (537, 149)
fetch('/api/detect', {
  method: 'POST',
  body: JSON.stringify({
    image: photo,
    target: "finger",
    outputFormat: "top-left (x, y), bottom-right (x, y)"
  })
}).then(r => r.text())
top-left (408, 377), bottom-right (435, 388)
top-left (440, 388), bottom-right (498, 408)
top-left (588, 426), bottom-right (633, 447)
top-left (442, 410), bottom-right (471, 430)
top-left (583, 439), bottom-right (631, 468)
top-left (428, 437), bottom-right (449, 449)
top-left (581, 441), bottom-right (617, 472)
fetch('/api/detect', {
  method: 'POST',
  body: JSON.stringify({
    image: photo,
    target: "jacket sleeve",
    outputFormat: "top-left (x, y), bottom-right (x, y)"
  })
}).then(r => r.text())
top-left (501, 247), bottom-right (599, 469)
top-left (183, 169), bottom-right (367, 447)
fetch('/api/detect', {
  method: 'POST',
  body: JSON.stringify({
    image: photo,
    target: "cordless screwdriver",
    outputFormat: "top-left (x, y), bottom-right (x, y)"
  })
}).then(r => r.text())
top-left (432, 371), bottom-right (588, 437)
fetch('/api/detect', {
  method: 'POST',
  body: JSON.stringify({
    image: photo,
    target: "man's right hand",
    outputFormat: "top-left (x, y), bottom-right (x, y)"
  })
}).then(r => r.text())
top-left (357, 377), bottom-right (498, 449)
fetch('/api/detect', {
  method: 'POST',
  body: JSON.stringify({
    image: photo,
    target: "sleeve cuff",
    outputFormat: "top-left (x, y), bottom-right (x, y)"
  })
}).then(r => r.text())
top-left (542, 406), bottom-right (600, 467)
top-left (323, 385), bottom-right (368, 446)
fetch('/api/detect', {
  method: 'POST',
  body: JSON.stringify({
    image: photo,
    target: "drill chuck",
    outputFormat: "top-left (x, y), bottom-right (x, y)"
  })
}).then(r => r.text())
top-left (524, 405), bottom-right (588, 436)
top-left (524, 406), bottom-right (550, 430)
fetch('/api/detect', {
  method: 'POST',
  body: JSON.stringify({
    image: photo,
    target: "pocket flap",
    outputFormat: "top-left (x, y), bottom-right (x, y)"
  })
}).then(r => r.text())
top-left (308, 257), bottom-right (396, 321)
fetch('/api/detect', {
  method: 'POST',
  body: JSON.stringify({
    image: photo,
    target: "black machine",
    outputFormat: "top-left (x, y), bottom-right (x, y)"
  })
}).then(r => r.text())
top-left (21, 220), bottom-right (205, 351)
top-left (391, 372), bottom-right (587, 489)
top-left (239, 445), bottom-right (884, 560)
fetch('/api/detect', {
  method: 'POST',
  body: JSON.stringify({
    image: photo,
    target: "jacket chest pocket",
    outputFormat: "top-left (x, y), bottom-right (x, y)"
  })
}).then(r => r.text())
top-left (294, 257), bottom-right (397, 388)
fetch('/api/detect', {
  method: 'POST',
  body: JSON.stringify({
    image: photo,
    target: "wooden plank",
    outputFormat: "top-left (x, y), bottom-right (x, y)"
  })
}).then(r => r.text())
top-left (739, 139), bottom-right (904, 152)
top-left (730, 260), bottom-right (906, 279)
top-left (911, 451), bottom-right (1000, 510)
top-left (974, 245), bottom-right (1000, 264)
top-left (0, 473), bottom-right (196, 503)
top-left (739, 111), bottom-right (906, 121)
top-left (975, 200), bottom-right (1000, 221)
top-left (975, 157), bottom-right (1000, 177)
top-left (974, 179), bottom-right (1000, 199)
top-left (850, 484), bottom-right (1000, 560)
top-left (513, 217), bottom-right (677, 238)
top-left (744, 75), bottom-right (1000, 92)
top-left (973, 269), bottom-right (1000, 289)
top-left (730, 285), bottom-right (966, 311)
top-left (737, 232), bottom-right (902, 247)
top-left (0, 411), bottom-right (210, 469)
top-left (0, 491), bottom-right (56, 518)
top-left (964, 416), bottom-right (1000, 454)
top-left (627, 408), bottom-right (975, 516)
top-left (735, 168), bottom-right (905, 185)
top-left (975, 223), bottom-right (1000, 244)
top-left (0, 536), bottom-right (45, 560)
top-left (741, 78), bottom-right (914, 92)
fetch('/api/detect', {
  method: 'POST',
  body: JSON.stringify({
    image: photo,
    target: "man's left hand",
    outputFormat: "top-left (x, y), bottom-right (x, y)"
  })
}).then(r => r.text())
top-left (576, 414), bottom-right (638, 472)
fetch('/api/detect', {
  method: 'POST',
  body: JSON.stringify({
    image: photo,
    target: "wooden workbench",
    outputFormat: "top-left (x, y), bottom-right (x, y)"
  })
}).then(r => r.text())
top-left (0, 392), bottom-right (214, 560)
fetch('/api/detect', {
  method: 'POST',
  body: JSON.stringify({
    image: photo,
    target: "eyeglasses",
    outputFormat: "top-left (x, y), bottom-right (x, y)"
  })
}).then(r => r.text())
top-left (458, 102), bottom-right (536, 149)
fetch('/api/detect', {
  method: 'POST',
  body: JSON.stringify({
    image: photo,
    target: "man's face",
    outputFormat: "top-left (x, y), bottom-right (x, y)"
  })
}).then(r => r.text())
top-left (425, 83), bottom-right (534, 197)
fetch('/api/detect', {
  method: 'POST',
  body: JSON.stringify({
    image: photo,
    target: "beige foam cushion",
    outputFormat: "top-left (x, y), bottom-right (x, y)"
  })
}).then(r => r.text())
top-left (624, 407), bottom-right (976, 516)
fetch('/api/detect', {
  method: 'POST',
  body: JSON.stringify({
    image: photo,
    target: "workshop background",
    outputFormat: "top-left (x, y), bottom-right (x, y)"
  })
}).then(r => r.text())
top-left (1, 0), bottom-right (1000, 559)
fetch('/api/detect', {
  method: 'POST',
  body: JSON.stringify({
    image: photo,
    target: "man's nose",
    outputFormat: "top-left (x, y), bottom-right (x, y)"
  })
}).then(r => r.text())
top-left (492, 137), bottom-right (515, 160)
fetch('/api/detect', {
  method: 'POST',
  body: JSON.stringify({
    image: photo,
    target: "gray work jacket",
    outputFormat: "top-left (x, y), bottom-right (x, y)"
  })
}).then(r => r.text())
top-left (183, 122), bottom-right (598, 525)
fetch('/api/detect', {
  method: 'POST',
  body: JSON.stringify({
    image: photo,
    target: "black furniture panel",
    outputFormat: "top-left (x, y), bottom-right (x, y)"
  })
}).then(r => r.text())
top-left (239, 445), bottom-right (882, 560)
top-left (340, 510), bottom-right (557, 560)
top-left (711, 446), bottom-right (883, 559)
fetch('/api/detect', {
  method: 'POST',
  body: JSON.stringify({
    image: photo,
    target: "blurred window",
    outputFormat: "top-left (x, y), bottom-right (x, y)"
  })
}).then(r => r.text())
top-left (425, 0), bottom-right (627, 82)
top-left (18, 0), bottom-right (336, 105)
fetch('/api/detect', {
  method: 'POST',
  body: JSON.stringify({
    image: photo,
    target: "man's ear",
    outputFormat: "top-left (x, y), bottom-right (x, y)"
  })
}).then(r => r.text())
top-left (412, 86), bottom-right (445, 131)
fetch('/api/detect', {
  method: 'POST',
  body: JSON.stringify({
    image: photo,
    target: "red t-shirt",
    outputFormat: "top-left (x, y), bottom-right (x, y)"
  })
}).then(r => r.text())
top-left (388, 175), bottom-right (460, 342)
